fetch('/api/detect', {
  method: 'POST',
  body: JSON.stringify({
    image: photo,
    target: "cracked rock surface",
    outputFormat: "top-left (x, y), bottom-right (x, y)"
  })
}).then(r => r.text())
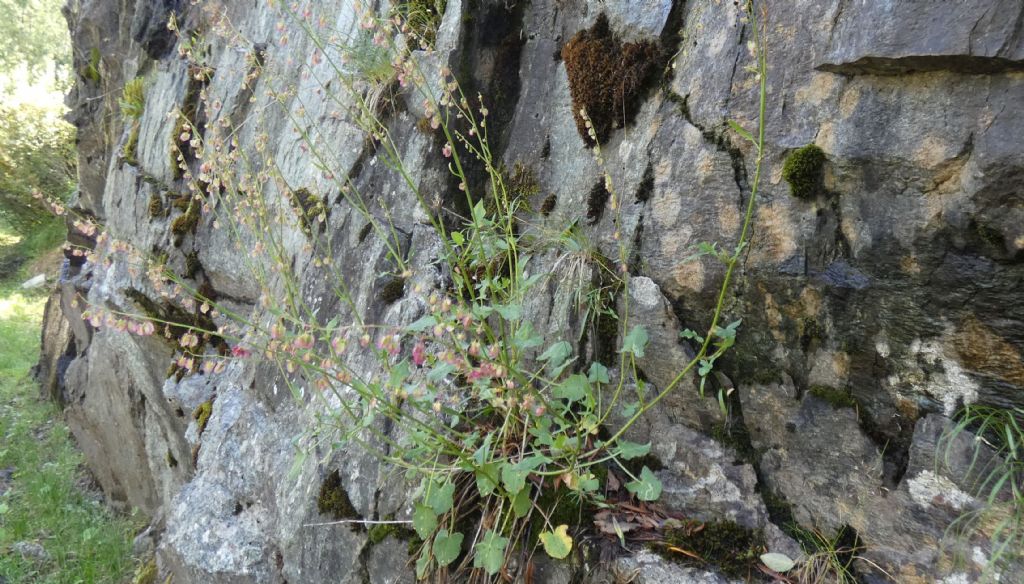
top-left (39, 0), bottom-right (1024, 582)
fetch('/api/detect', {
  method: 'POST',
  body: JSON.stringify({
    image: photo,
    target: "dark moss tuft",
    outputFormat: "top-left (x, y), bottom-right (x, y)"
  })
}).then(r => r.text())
top-left (378, 276), bottom-right (406, 305)
top-left (193, 400), bottom-right (213, 436)
top-left (808, 385), bottom-right (858, 410)
top-left (507, 162), bottom-right (540, 200)
top-left (171, 203), bottom-right (201, 246)
top-left (586, 180), bottom-right (611, 224)
top-left (166, 450), bottom-right (178, 468)
top-left (289, 187), bottom-right (327, 236)
top-left (318, 470), bottom-right (362, 524)
top-left (184, 252), bottom-right (201, 278)
top-left (148, 194), bottom-right (165, 219)
top-left (562, 14), bottom-right (662, 145)
top-left (540, 194), bottom-right (557, 216)
top-left (660, 520), bottom-right (766, 579)
top-left (782, 144), bottom-right (826, 199)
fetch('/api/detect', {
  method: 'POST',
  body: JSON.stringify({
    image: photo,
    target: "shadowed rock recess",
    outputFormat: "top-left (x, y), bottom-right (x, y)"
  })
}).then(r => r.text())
top-left (39, 0), bottom-right (1023, 582)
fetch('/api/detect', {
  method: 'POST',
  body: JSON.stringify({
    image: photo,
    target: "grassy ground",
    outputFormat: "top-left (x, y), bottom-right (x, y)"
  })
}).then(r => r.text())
top-left (0, 228), bottom-right (142, 583)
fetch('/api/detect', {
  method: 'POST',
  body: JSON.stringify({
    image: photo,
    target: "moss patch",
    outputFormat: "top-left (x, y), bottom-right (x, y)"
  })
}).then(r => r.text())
top-left (170, 202), bottom-right (200, 247)
top-left (807, 385), bottom-right (858, 410)
top-left (133, 557), bottom-right (158, 584)
top-left (660, 520), bottom-right (766, 579)
top-left (148, 194), bottom-right (165, 219)
top-left (317, 470), bottom-right (362, 525)
top-left (193, 400), bottom-right (213, 436)
top-left (83, 47), bottom-right (101, 83)
top-left (782, 144), bottom-right (826, 199)
top-left (562, 14), bottom-right (662, 145)
top-left (289, 187), bottom-right (327, 236)
top-left (123, 124), bottom-right (140, 165)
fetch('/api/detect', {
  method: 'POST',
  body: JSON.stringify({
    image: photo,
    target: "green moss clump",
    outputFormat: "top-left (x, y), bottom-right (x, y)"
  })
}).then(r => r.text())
top-left (782, 144), bottom-right (826, 199)
top-left (83, 47), bottom-right (101, 83)
top-left (165, 450), bottom-right (178, 468)
top-left (193, 400), bottom-right (213, 436)
top-left (124, 124), bottom-right (140, 165)
top-left (120, 77), bottom-right (146, 120)
top-left (289, 188), bottom-right (326, 235)
top-left (661, 520), bottom-right (766, 579)
top-left (148, 194), bottom-right (164, 219)
top-left (561, 14), bottom-right (662, 145)
top-left (171, 203), bottom-right (200, 246)
top-left (507, 162), bottom-right (540, 200)
top-left (808, 385), bottom-right (858, 410)
top-left (133, 557), bottom-right (157, 584)
top-left (318, 470), bottom-right (362, 523)
top-left (368, 523), bottom-right (397, 545)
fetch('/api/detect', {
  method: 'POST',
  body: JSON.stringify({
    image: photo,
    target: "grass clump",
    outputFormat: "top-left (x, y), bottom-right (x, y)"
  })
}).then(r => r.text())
top-left (941, 405), bottom-right (1024, 578)
top-left (0, 281), bottom-right (141, 583)
top-left (781, 144), bottom-right (825, 199)
top-left (561, 14), bottom-right (661, 145)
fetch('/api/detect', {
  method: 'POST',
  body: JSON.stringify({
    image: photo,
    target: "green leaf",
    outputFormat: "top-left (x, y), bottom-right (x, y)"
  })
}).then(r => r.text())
top-left (474, 530), bottom-right (509, 575)
top-left (727, 119), bottom-right (754, 144)
top-left (553, 374), bottom-right (589, 402)
top-left (427, 361), bottom-right (456, 383)
top-left (475, 462), bottom-right (500, 497)
top-left (587, 362), bottom-right (609, 384)
top-left (620, 326), bottom-right (649, 358)
top-left (495, 304), bottom-right (521, 320)
top-left (451, 231), bottom-right (465, 245)
top-left (760, 552), bottom-right (795, 573)
top-left (407, 315), bottom-right (436, 332)
top-left (513, 321), bottom-right (544, 350)
top-left (615, 440), bottom-right (651, 461)
top-left (539, 525), bottom-right (573, 559)
top-left (415, 548), bottom-right (432, 579)
top-left (425, 481), bottom-right (455, 515)
top-left (388, 360), bottom-right (411, 388)
top-left (501, 456), bottom-right (546, 495)
top-left (679, 328), bottom-right (704, 343)
top-left (539, 341), bottom-right (573, 372)
top-left (625, 467), bottom-right (662, 501)
top-left (512, 485), bottom-right (532, 518)
top-left (433, 529), bottom-right (464, 567)
top-left (412, 503), bottom-right (438, 539)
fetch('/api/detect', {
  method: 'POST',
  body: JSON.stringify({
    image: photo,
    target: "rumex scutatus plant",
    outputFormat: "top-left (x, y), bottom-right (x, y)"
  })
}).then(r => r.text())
top-left (72, 1), bottom-right (772, 580)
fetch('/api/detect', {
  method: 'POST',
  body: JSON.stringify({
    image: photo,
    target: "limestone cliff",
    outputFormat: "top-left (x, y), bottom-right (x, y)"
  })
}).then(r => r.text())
top-left (39, 0), bottom-right (1024, 582)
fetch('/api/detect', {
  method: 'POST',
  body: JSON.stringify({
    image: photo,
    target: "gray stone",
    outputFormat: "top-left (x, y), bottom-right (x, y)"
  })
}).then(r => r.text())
top-left (47, 0), bottom-right (1024, 582)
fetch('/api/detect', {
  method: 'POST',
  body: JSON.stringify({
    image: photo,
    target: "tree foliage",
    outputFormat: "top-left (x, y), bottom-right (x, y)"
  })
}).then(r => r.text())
top-left (0, 0), bottom-right (71, 84)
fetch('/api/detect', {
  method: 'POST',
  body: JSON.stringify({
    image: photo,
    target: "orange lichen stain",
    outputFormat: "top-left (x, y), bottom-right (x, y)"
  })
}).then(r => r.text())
top-left (954, 316), bottom-right (1024, 386)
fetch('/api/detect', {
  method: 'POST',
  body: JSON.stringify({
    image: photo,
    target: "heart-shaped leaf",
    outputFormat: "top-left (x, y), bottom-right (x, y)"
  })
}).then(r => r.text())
top-left (412, 503), bottom-right (438, 539)
top-left (474, 530), bottom-right (509, 575)
top-left (539, 525), bottom-right (573, 559)
top-left (625, 466), bottom-right (662, 501)
top-left (433, 529), bottom-right (464, 567)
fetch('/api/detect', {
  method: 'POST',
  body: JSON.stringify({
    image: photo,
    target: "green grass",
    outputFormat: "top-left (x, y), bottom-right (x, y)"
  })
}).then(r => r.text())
top-left (0, 276), bottom-right (142, 583)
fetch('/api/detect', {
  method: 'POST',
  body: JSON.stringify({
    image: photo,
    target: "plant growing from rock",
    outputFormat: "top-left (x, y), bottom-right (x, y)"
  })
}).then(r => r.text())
top-left (73, 1), bottom-right (777, 580)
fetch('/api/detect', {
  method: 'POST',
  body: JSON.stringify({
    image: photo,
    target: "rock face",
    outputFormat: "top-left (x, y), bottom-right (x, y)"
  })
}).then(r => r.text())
top-left (39, 0), bottom-right (1023, 582)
